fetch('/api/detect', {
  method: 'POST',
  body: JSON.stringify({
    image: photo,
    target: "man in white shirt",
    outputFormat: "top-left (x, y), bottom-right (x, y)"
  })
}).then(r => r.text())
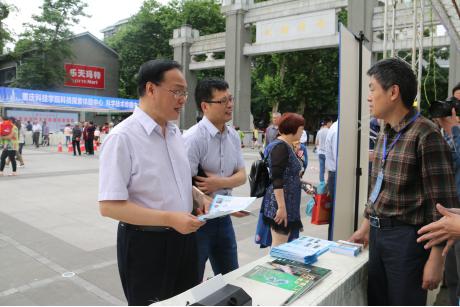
top-left (98, 60), bottom-right (207, 305)
top-left (183, 79), bottom-right (247, 282)
top-left (32, 121), bottom-right (41, 148)
top-left (64, 124), bottom-right (72, 146)
top-left (324, 119), bottom-right (338, 240)
top-left (315, 119), bottom-right (332, 183)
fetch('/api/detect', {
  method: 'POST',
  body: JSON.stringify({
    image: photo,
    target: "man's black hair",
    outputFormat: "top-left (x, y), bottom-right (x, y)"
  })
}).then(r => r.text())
top-left (367, 58), bottom-right (417, 109)
top-left (195, 78), bottom-right (229, 112)
top-left (453, 82), bottom-right (460, 96)
top-left (136, 59), bottom-right (182, 97)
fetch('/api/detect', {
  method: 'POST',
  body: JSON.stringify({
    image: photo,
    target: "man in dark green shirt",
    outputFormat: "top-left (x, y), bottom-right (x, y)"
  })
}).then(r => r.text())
top-left (349, 58), bottom-right (458, 305)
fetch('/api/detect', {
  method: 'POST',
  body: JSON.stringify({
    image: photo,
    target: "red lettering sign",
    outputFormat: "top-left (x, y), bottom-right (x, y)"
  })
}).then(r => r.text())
top-left (64, 64), bottom-right (105, 89)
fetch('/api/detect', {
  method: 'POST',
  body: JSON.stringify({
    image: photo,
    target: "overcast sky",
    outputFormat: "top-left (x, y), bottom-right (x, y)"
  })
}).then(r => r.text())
top-left (3, 0), bottom-right (170, 49)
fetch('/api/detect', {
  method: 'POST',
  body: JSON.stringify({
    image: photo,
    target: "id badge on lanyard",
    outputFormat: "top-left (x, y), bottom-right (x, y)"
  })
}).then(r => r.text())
top-left (369, 112), bottom-right (420, 205)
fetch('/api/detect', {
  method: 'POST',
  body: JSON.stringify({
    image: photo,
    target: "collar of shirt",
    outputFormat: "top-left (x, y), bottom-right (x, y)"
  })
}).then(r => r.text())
top-left (132, 106), bottom-right (177, 136)
top-left (200, 116), bottom-right (227, 137)
top-left (384, 107), bottom-right (418, 135)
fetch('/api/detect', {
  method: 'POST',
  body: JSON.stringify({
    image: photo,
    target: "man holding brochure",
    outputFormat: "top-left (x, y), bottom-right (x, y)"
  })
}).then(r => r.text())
top-left (183, 78), bottom-right (247, 282)
top-left (98, 60), bottom-right (208, 305)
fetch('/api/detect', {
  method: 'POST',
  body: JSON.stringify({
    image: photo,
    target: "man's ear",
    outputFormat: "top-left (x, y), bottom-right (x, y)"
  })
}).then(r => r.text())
top-left (200, 101), bottom-right (207, 113)
top-left (146, 82), bottom-right (155, 96)
top-left (390, 84), bottom-right (401, 103)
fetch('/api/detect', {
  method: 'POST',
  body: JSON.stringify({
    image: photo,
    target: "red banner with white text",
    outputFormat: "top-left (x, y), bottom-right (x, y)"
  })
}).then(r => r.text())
top-left (64, 64), bottom-right (105, 89)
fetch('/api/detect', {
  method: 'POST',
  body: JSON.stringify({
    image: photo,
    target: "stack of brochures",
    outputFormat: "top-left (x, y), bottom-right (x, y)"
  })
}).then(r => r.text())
top-left (329, 240), bottom-right (363, 256)
top-left (270, 236), bottom-right (335, 265)
top-left (243, 259), bottom-right (331, 305)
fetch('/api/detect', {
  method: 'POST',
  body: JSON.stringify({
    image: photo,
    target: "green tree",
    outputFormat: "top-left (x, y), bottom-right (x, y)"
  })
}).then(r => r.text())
top-left (106, 0), bottom-right (225, 98)
top-left (12, 0), bottom-right (87, 90)
top-left (0, 2), bottom-right (15, 54)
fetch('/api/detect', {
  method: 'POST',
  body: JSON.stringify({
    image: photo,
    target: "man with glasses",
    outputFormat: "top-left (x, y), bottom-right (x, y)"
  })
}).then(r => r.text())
top-left (98, 60), bottom-right (207, 305)
top-left (183, 78), bottom-right (247, 282)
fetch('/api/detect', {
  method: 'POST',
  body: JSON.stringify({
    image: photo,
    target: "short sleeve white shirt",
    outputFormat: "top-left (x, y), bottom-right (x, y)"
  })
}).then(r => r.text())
top-left (183, 116), bottom-right (245, 196)
top-left (325, 121), bottom-right (338, 172)
top-left (98, 106), bottom-right (192, 212)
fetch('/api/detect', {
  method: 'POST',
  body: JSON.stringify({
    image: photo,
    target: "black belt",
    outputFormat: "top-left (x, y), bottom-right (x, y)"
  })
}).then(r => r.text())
top-left (120, 222), bottom-right (172, 232)
top-left (369, 216), bottom-right (409, 229)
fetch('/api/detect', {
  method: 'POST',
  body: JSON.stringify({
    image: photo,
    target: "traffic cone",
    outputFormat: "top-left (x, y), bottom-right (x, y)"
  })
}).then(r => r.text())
top-left (94, 140), bottom-right (98, 151)
top-left (80, 142), bottom-right (85, 152)
top-left (57, 143), bottom-right (63, 153)
top-left (68, 143), bottom-right (73, 153)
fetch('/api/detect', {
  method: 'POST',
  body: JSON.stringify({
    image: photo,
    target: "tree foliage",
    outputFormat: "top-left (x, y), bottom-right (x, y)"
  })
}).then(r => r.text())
top-left (11, 0), bottom-right (87, 90)
top-left (0, 2), bottom-right (15, 54)
top-left (106, 0), bottom-right (225, 98)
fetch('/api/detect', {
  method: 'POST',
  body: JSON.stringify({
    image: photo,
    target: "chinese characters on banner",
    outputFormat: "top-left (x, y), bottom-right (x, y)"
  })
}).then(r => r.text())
top-left (6, 109), bottom-right (79, 132)
top-left (64, 64), bottom-right (105, 89)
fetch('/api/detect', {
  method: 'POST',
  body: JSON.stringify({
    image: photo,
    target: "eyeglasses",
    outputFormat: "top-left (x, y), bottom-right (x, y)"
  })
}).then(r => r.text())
top-left (167, 89), bottom-right (188, 99)
top-left (205, 95), bottom-right (234, 106)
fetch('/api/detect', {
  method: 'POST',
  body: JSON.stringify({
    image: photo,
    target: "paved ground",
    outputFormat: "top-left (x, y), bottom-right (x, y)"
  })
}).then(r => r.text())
top-left (0, 143), bottom-right (328, 305)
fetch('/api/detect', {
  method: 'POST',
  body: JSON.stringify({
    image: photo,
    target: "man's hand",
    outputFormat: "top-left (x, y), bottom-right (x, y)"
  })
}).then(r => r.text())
top-left (417, 204), bottom-right (460, 255)
top-left (167, 212), bottom-right (205, 234)
top-left (348, 219), bottom-right (370, 248)
top-left (194, 173), bottom-right (223, 194)
top-left (422, 248), bottom-right (445, 290)
top-left (437, 107), bottom-right (459, 136)
top-left (195, 194), bottom-right (213, 216)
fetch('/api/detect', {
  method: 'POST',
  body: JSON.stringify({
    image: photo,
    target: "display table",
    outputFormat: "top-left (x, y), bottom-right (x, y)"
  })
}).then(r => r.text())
top-left (156, 250), bottom-right (369, 306)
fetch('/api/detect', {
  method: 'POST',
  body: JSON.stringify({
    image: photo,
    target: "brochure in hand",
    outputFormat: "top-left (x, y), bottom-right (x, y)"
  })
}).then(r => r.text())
top-left (243, 259), bottom-right (331, 305)
top-left (270, 236), bottom-right (335, 264)
top-left (197, 195), bottom-right (256, 221)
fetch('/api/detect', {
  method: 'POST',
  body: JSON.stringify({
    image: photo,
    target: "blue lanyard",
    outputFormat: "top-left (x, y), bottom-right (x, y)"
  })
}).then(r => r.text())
top-left (382, 112), bottom-right (420, 168)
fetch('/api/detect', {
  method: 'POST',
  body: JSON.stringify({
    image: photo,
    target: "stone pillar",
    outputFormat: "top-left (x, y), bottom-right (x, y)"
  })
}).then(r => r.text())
top-left (221, 0), bottom-right (252, 131)
top-left (79, 111), bottom-right (85, 122)
top-left (169, 25), bottom-right (199, 129)
top-left (449, 44), bottom-right (460, 96)
top-left (348, 0), bottom-right (378, 57)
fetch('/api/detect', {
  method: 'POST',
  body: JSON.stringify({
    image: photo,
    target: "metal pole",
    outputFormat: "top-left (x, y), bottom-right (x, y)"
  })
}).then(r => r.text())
top-left (383, 0), bottom-right (388, 59)
top-left (411, 0), bottom-right (417, 71)
top-left (417, 0), bottom-right (424, 111)
top-left (391, 1), bottom-right (397, 57)
top-left (354, 31), bottom-right (365, 232)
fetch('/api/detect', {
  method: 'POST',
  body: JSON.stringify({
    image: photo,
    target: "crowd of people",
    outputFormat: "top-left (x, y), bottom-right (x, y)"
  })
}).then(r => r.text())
top-left (2, 56), bottom-right (460, 305)
top-left (0, 118), bottom-right (113, 176)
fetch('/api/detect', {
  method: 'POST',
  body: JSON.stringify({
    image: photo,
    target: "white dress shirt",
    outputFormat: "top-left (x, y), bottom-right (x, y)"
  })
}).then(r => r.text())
top-left (325, 121), bottom-right (338, 172)
top-left (183, 116), bottom-right (245, 196)
top-left (316, 127), bottom-right (329, 155)
top-left (98, 107), bottom-right (193, 212)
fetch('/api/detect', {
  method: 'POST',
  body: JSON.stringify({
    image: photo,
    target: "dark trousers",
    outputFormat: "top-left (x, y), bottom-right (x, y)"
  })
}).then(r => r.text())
top-left (117, 223), bottom-right (199, 305)
top-left (72, 140), bottom-right (81, 156)
top-left (0, 150), bottom-right (16, 172)
top-left (86, 138), bottom-right (94, 154)
top-left (327, 171), bottom-right (336, 240)
top-left (368, 224), bottom-right (429, 305)
top-left (32, 132), bottom-right (40, 147)
top-left (196, 215), bottom-right (239, 282)
top-left (445, 241), bottom-right (460, 305)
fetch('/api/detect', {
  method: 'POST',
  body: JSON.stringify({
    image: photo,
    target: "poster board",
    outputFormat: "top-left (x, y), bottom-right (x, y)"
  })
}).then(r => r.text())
top-left (332, 24), bottom-right (371, 241)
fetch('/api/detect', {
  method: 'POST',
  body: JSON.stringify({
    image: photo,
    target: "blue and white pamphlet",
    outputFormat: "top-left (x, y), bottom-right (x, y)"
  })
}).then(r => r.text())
top-left (270, 236), bottom-right (335, 264)
top-left (198, 195), bottom-right (257, 221)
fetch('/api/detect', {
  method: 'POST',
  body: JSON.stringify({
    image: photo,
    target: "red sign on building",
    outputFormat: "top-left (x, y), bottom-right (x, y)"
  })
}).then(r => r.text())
top-left (64, 64), bottom-right (105, 89)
